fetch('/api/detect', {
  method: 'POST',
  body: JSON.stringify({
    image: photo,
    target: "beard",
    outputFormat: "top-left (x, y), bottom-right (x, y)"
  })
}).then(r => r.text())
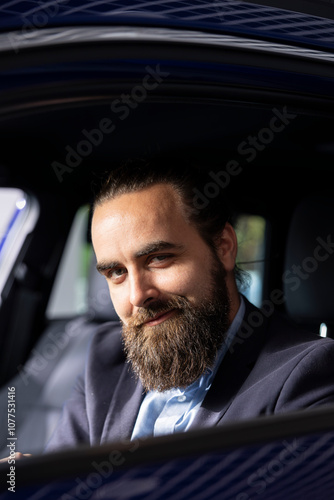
top-left (122, 258), bottom-right (231, 392)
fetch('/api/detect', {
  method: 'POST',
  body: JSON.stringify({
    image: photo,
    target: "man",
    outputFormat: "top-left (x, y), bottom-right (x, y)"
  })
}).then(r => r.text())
top-left (46, 160), bottom-right (334, 451)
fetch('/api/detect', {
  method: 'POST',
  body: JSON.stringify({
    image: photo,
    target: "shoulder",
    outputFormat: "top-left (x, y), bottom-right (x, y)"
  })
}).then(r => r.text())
top-left (82, 320), bottom-right (131, 411)
top-left (90, 320), bottom-right (123, 349)
top-left (86, 320), bottom-right (125, 371)
top-left (266, 315), bottom-right (334, 411)
top-left (265, 309), bottom-right (334, 354)
top-left (239, 299), bottom-right (334, 411)
top-left (237, 296), bottom-right (334, 366)
top-left (246, 299), bottom-right (334, 371)
top-left (242, 295), bottom-right (332, 343)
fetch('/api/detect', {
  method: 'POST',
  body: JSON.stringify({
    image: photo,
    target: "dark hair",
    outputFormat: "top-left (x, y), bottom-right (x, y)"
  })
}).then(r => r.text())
top-left (93, 158), bottom-right (248, 288)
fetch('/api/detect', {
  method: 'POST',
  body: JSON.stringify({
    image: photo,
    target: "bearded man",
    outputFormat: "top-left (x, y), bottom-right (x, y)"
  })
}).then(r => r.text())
top-left (46, 160), bottom-right (334, 450)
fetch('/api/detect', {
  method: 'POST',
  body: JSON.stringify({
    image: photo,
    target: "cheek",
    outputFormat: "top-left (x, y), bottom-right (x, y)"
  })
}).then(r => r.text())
top-left (154, 263), bottom-right (198, 295)
top-left (165, 262), bottom-right (209, 300)
top-left (107, 284), bottom-right (131, 322)
top-left (178, 261), bottom-right (217, 302)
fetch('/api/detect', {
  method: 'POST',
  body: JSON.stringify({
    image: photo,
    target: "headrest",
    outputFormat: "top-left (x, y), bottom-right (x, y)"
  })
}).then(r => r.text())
top-left (284, 193), bottom-right (334, 325)
top-left (87, 252), bottom-right (119, 322)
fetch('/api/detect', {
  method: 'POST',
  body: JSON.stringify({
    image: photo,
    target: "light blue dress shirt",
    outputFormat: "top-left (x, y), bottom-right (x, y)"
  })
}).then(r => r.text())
top-left (131, 296), bottom-right (245, 440)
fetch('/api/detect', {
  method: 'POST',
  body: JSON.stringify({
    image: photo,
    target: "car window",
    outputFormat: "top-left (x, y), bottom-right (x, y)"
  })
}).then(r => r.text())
top-left (46, 205), bottom-right (92, 318)
top-left (0, 188), bottom-right (39, 304)
top-left (235, 214), bottom-right (267, 307)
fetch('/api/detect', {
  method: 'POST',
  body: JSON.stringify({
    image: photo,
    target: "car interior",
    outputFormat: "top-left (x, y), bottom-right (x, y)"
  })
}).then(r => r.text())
top-left (1, 0), bottom-right (334, 497)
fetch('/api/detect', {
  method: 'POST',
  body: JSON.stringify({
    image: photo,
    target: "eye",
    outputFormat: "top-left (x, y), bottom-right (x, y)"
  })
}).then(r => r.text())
top-left (149, 254), bottom-right (172, 265)
top-left (152, 255), bottom-right (167, 262)
top-left (107, 267), bottom-right (127, 283)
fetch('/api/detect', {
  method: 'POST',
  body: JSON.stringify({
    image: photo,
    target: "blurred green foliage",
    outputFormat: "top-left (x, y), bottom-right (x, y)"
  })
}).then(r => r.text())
top-left (235, 215), bottom-right (266, 268)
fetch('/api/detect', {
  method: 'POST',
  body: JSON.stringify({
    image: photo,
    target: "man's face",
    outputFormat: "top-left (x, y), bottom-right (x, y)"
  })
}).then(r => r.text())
top-left (92, 183), bottom-right (231, 391)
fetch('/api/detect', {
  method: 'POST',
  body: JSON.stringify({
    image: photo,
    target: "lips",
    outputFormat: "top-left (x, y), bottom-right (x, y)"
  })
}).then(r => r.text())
top-left (143, 309), bottom-right (176, 327)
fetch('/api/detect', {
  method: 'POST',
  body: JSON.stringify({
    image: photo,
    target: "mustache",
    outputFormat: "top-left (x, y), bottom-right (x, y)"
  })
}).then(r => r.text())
top-left (126, 296), bottom-right (189, 328)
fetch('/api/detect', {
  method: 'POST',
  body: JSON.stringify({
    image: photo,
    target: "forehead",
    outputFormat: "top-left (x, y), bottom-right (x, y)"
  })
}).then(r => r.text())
top-left (91, 183), bottom-right (196, 249)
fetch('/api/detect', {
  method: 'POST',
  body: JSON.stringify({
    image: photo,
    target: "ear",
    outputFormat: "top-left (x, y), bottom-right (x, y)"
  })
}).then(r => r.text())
top-left (215, 222), bottom-right (238, 272)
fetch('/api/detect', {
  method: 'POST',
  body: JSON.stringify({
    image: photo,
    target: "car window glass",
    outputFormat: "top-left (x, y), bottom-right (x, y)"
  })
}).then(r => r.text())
top-left (47, 205), bottom-right (92, 318)
top-left (235, 214), bottom-right (267, 307)
top-left (0, 188), bottom-right (38, 303)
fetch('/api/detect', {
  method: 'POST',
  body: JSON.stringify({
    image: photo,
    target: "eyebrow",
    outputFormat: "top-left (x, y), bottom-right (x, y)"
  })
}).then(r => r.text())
top-left (134, 240), bottom-right (185, 259)
top-left (96, 240), bottom-right (185, 275)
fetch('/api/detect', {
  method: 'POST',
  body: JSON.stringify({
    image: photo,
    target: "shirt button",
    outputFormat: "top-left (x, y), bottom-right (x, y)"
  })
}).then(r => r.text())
top-left (178, 395), bottom-right (187, 402)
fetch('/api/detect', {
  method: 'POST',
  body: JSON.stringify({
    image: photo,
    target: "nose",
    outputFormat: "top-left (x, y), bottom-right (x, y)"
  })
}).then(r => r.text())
top-left (129, 271), bottom-right (160, 308)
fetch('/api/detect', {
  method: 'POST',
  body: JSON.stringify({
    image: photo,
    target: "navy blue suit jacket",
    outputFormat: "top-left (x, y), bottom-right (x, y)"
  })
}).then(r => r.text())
top-left (46, 298), bottom-right (334, 452)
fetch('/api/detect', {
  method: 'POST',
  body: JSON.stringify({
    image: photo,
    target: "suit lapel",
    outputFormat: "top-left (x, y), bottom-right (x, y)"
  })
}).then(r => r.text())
top-left (191, 298), bottom-right (269, 429)
top-left (100, 362), bottom-right (145, 443)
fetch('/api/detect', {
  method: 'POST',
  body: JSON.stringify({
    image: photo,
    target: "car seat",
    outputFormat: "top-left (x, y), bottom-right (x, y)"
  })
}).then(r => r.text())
top-left (284, 192), bottom-right (334, 337)
top-left (0, 254), bottom-right (118, 456)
